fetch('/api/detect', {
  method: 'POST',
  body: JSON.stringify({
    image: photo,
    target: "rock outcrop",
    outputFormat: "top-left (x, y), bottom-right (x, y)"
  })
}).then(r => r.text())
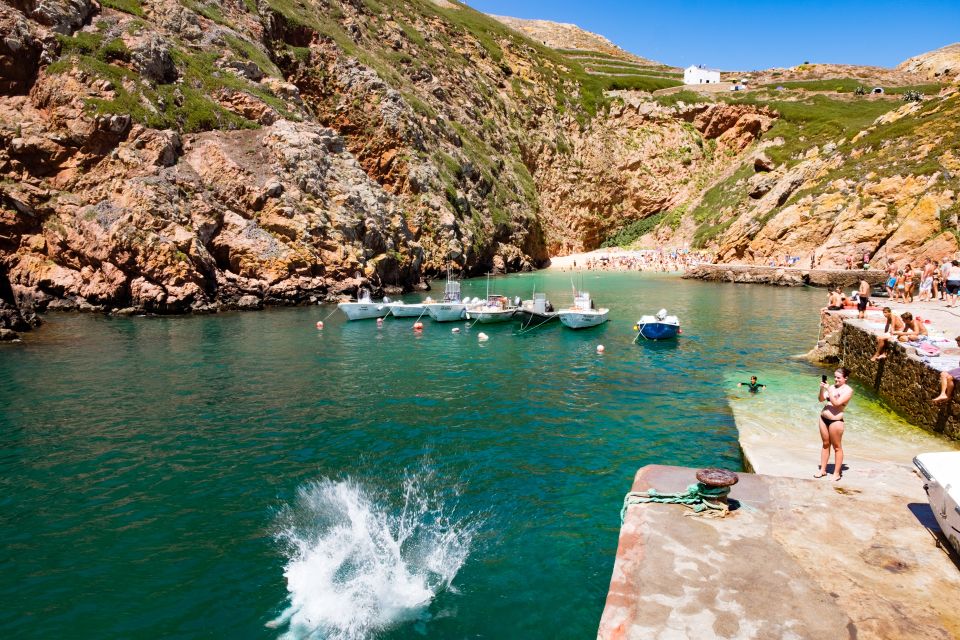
top-left (897, 42), bottom-right (960, 82)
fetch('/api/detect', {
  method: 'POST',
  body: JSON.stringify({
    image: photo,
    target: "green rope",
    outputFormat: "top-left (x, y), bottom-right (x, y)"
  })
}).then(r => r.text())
top-left (620, 483), bottom-right (731, 523)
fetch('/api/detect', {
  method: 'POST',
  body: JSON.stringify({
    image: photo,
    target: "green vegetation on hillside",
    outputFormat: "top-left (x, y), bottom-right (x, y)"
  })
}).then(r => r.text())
top-left (689, 163), bottom-right (754, 247)
top-left (600, 211), bottom-right (667, 247)
top-left (727, 93), bottom-right (897, 165)
top-left (762, 78), bottom-right (944, 95)
top-left (50, 32), bottom-right (293, 132)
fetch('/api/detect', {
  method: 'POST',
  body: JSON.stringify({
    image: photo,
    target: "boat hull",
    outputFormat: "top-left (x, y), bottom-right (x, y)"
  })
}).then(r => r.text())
top-left (914, 452), bottom-right (960, 556)
top-left (558, 309), bottom-right (609, 329)
top-left (638, 322), bottom-right (679, 340)
top-left (338, 302), bottom-right (390, 320)
top-left (518, 311), bottom-right (560, 325)
top-left (390, 304), bottom-right (427, 317)
top-left (466, 309), bottom-right (517, 323)
top-left (426, 304), bottom-right (467, 322)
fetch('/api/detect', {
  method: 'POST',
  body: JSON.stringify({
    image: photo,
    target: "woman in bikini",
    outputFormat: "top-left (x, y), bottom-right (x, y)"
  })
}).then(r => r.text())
top-left (816, 367), bottom-right (853, 481)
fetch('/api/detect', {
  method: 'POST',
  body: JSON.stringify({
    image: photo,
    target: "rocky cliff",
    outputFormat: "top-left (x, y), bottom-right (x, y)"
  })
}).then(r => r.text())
top-left (0, 0), bottom-right (771, 335)
top-left (1, 1), bottom-right (957, 338)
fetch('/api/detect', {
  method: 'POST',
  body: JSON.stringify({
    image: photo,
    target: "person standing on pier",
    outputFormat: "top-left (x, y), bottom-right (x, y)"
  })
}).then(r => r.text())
top-left (816, 368), bottom-right (853, 481)
top-left (856, 279), bottom-right (870, 319)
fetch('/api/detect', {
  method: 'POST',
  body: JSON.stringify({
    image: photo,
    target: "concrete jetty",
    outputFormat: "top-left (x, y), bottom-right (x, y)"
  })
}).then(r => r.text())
top-left (599, 465), bottom-right (960, 639)
top-left (684, 264), bottom-right (887, 289)
top-left (599, 300), bottom-right (960, 639)
top-left (815, 301), bottom-right (960, 440)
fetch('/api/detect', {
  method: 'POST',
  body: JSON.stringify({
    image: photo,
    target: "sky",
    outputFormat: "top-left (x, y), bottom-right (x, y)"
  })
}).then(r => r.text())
top-left (465, 0), bottom-right (960, 70)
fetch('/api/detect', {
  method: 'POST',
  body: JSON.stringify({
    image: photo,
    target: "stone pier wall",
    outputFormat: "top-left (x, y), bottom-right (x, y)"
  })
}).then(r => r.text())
top-left (684, 264), bottom-right (887, 289)
top-left (821, 313), bottom-right (960, 440)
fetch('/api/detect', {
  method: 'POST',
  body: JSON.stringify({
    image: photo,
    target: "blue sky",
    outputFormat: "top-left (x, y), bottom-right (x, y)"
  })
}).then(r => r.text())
top-left (466, 0), bottom-right (960, 70)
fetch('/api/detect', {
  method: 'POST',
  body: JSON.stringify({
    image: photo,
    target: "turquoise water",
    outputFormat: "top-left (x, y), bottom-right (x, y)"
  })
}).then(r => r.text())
top-left (2, 273), bottom-right (832, 639)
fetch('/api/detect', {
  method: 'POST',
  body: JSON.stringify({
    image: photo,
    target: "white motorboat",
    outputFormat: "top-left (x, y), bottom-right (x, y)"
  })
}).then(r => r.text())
top-left (518, 292), bottom-right (559, 326)
top-left (390, 299), bottom-right (430, 317)
top-left (913, 452), bottom-right (960, 555)
top-left (425, 277), bottom-right (470, 322)
top-left (337, 288), bottom-right (393, 321)
top-left (634, 309), bottom-right (681, 341)
top-left (558, 290), bottom-right (609, 329)
top-left (466, 295), bottom-right (518, 323)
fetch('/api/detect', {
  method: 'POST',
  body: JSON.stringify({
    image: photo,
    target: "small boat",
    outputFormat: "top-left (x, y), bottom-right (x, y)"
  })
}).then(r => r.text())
top-left (389, 299), bottom-right (430, 317)
top-left (634, 309), bottom-right (681, 341)
top-left (913, 452), bottom-right (960, 556)
top-left (425, 277), bottom-right (470, 322)
top-left (337, 288), bottom-right (392, 321)
top-left (466, 295), bottom-right (518, 323)
top-left (558, 290), bottom-right (609, 329)
top-left (518, 292), bottom-right (559, 326)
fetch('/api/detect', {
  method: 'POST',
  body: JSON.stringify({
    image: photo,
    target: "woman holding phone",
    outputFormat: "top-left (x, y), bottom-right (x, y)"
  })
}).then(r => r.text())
top-left (816, 368), bottom-right (853, 480)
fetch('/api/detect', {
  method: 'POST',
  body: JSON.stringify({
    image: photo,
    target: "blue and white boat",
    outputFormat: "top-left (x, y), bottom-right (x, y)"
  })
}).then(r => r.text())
top-left (634, 309), bottom-right (680, 341)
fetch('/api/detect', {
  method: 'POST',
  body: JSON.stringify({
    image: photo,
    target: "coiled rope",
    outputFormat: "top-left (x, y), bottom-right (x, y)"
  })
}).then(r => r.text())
top-left (620, 483), bottom-right (732, 523)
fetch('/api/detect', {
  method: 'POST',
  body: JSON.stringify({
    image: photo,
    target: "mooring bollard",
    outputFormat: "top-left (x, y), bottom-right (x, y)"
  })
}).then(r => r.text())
top-left (696, 468), bottom-right (739, 508)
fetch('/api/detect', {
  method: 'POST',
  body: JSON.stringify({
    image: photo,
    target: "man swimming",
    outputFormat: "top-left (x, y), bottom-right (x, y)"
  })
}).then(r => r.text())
top-left (738, 376), bottom-right (766, 393)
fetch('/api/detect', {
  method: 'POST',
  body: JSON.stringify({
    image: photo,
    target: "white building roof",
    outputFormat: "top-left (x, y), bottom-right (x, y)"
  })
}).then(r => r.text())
top-left (685, 65), bottom-right (722, 73)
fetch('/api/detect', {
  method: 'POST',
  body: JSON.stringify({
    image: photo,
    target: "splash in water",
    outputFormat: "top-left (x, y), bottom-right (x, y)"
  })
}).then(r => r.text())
top-left (269, 466), bottom-right (479, 639)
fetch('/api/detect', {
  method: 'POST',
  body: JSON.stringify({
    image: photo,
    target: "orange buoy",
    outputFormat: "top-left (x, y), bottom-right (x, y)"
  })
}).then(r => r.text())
top-left (316, 321), bottom-right (324, 329)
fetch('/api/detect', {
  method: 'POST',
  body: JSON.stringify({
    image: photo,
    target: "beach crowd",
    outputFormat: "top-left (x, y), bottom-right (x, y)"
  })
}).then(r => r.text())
top-left (564, 249), bottom-right (711, 273)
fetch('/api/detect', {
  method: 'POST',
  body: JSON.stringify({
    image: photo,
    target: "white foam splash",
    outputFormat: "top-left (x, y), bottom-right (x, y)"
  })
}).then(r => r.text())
top-left (269, 467), bottom-right (478, 639)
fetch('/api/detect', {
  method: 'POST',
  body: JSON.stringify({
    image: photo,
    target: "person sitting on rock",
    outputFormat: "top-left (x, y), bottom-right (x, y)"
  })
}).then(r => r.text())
top-left (871, 307), bottom-right (906, 361)
top-left (826, 289), bottom-right (844, 310)
top-left (932, 337), bottom-right (960, 403)
top-left (896, 311), bottom-right (927, 342)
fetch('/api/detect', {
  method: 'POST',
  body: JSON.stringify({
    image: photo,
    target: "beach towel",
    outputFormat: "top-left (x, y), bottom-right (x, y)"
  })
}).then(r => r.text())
top-left (918, 342), bottom-right (942, 357)
top-left (921, 356), bottom-right (960, 372)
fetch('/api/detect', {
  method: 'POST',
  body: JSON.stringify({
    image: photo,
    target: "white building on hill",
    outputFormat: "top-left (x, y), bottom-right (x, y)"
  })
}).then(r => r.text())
top-left (684, 65), bottom-right (721, 85)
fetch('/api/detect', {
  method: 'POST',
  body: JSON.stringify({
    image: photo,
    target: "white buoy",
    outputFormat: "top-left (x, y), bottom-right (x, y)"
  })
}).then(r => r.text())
top-left (316, 321), bottom-right (324, 329)
top-left (597, 344), bottom-right (605, 353)
top-left (478, 332), bottom-right (489, 342)
top-left (377, 317), bottom-right (384, 327)
top-left (413, 322), bottom-right (424, 331)
top-left (452, 327), bottom-right (460, 333)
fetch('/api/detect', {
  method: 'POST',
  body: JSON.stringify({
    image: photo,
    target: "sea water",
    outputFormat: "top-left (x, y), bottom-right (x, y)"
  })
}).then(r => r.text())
top-left (0, 272), bottom-right (926, 638)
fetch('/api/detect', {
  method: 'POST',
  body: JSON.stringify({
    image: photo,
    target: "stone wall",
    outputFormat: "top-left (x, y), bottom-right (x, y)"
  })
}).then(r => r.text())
top-left (824, 314), bottom-right (960, 440)
top-left (685, 264), bottom-right (887, 289)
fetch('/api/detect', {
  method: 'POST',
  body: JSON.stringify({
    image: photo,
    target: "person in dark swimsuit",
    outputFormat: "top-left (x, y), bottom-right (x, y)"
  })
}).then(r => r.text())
top-left (816, 367), bottom-right (853, 481)
top-left (738, 376), bottom-right (766, 393)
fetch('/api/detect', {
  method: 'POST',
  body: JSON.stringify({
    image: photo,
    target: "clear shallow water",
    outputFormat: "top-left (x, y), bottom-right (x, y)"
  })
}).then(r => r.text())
top-left (0, 272), bottom-right (910, 638)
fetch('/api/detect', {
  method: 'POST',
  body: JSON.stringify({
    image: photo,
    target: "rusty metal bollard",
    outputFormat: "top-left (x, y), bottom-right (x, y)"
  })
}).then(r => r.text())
top-left (696, 468), bottom-right (739, 508)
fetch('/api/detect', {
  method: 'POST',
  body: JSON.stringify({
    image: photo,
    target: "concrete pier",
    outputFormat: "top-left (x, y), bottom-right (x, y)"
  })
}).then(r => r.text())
top-left (599, 301), bottom-right (960, 639)
top-left (599, 465), bottom-right (960, 640)
top-left (817, 302), bottom-right (960, 440)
